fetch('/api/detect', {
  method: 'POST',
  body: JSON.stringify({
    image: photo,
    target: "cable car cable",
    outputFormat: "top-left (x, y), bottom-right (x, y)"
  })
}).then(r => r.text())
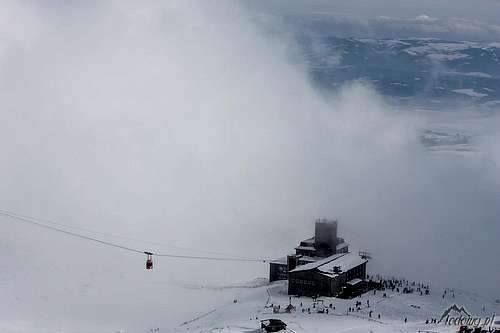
top-left (0, 210), bottom-right (269, 263)
top-left (0, 210), bottom-right (145, 254)
top-left (154, 252), bottom-right (266, 262)
top-left (0, 208), bottom-right (255, 260)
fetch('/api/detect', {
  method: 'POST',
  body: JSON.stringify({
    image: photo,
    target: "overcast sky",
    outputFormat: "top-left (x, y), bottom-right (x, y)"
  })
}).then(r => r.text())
top-left (245, 0), bottom-right (500, 41)
top-left (246, 0), bottom-right (500, 23)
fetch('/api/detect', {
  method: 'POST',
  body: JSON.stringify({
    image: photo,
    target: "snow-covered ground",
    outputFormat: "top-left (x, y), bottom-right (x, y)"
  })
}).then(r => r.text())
top-left (174, 280), bottom-right (500, 333)
top-left (452, 89), bottom-right (488, 98)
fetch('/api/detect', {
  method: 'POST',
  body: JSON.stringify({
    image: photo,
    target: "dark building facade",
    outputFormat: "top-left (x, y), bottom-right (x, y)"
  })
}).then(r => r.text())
top-left (269, 218), bottom-right (369, 296)
top-left (288, 252), bottom-right (367, 297)
top-left (269, 258), bottom-right (288, 282)
top-left (269, 218), bottom-right (350, 283)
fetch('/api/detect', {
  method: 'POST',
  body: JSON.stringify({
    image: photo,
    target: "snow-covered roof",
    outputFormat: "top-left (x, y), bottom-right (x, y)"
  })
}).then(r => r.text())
top-left (270, 254), bottom-right (325, 265)
top-left (270, 257), bottom-right (287, 265)
top-left (336, 242), bottom-right (349, 250)
top-left (295, 246), bottom-right (316, 251)
top-left (347, 278), bottom-right (362, 286)
top-left (289, 253), bottom-right (367, 276)
top-left (289, 253), bottom-right (345, 273)
top-left (297, 256), bottom-right (317, 263)
top-left (317, 253), bottom-right (368, 277)
top-left (300, 237), bottom-right (315, 245)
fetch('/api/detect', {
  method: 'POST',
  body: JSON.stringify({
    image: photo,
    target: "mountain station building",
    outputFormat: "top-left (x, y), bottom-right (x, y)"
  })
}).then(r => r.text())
top-left (269, 218), bottom-right (369, 297)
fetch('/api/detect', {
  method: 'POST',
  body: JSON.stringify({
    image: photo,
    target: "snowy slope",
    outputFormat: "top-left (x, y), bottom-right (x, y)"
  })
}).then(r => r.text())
top-left (174, 280), bottom-right (500, 333)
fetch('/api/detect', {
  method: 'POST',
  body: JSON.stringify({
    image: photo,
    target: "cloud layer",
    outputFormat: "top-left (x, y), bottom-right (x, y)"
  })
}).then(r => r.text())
top-left (0, 1), bottom-right (499, 332)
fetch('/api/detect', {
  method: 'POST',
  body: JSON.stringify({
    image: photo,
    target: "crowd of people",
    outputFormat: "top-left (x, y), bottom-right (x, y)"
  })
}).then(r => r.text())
top-left (269, 276), bottom-right (434, 323)
top-left (267, 276), bottom-right (481, 326)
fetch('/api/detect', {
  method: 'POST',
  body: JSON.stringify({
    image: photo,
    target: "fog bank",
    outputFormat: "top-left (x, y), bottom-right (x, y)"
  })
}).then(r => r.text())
top-left (0, 1), bottom-right (499, 332)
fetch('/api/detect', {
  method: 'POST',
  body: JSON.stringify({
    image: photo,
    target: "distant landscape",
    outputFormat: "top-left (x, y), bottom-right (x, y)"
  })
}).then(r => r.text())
top-left (298, 36), bottom-right (500, 108)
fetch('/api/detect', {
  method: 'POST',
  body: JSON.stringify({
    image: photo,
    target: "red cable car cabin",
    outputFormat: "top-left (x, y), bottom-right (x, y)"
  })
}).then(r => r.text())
top-left (145, 252), bottom-right (153, 270)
